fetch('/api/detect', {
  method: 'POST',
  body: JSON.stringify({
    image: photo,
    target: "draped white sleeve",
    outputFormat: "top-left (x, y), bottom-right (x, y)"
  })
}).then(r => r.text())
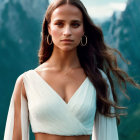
top-left (91, 70), bottom-right (119, 140)
top-left (3, 74), bottom-right (30, 140)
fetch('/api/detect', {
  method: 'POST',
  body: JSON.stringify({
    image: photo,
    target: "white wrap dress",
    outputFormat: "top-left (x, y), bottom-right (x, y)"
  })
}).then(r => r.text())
top-left (3, 69), bottom-right (119, 140)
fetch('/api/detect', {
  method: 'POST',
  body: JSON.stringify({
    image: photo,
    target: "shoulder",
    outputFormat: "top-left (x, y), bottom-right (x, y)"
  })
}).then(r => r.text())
top-left (98, 68), bottom-right (111, 87)
top-left (98, 69), bottom-right (114, 101)
top-left (16, 73), bottom-right (25, 85)
top-left (15, 70), bottom-right (29, 84)
top-left (14, 71), bottom-right (30, 100)
top-left (33, 62), bottom-right (50, 72)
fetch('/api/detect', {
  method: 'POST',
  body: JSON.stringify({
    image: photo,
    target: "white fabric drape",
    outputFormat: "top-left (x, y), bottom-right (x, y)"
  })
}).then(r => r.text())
top-left (3, 78), bottom-right (29, 140)
top-left (91, 70), bottom-right (119, 140)
top-left (4, 69), bottom-right (119, 140)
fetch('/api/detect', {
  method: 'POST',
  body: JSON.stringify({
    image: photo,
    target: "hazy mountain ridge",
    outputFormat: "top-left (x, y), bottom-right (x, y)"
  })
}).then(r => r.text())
top-left (101, 0), bottom-right (140, 139)
top-left (0, 0), bottom-right (48, 22)
top-left (101, 0), bottom-right (140, 74)
top-left (0, 0), bottom-right (49, 138)
top-left (0, 0), bottom-right (140, 139)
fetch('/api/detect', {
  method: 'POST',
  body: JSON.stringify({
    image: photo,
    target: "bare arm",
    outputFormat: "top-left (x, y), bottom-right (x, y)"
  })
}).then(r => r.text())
top-left (12, 74), bottom-right (27, 140)
top-left (4, 73), bottom-right (29, 140)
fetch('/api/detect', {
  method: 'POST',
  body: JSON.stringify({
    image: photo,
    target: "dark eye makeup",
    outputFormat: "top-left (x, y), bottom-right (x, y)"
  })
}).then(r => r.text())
top-left (53, 19), bottom-right (82, 28)
top-left (71, 22), bottom-right (80, 27)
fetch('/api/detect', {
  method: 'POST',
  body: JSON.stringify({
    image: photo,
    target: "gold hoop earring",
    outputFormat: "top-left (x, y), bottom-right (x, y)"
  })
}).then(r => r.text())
top-left (47, 34), bottom-right (53, 45)
top-left (80, 35), bottom-right (87, 46)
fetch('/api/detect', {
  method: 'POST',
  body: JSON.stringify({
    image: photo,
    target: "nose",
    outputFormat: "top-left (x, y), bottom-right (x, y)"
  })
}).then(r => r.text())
top-left (63, 25), bottom-right (72, 36)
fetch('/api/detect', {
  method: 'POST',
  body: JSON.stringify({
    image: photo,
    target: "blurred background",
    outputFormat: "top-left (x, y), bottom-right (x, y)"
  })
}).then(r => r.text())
top-left (0, 0), bottom-right (140, 139)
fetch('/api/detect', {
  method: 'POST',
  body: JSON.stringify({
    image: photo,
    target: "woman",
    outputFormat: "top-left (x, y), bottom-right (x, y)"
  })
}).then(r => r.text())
top-left (3, 0), bottom-right (140, 140)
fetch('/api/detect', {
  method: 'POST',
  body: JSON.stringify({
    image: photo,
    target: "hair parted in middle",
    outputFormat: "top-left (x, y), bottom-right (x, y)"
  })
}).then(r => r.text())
top-left (38, 0), bottom-right (140, 125)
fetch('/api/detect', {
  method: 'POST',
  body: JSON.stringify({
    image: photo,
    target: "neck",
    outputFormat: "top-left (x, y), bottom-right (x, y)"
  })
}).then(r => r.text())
top-left (46, 46), bottom-right (81, 71)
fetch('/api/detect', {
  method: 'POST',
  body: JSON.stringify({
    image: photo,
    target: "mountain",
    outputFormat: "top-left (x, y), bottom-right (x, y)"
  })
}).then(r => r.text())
top-left (0, 0), bottom-right (140, 139)
top-left (101, 0), bottom-right (140, 75)
top-left (101, 0), bottom-right (140, 139)
top-left (0, 0), bottom-right (49, 138)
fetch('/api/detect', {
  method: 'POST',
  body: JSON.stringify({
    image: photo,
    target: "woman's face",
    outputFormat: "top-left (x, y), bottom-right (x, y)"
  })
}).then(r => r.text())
top-left (48, 4), bottom-right (84, 51)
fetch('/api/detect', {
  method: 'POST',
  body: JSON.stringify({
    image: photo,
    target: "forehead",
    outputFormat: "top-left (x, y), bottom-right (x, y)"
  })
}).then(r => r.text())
top-left (51, 4), bottom-right (83, 21)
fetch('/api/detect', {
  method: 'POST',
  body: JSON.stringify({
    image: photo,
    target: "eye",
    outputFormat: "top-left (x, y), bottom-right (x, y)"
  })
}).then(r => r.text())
top-left (71, 23), bottom-right (80, 28)
top-left (55, 22), bottom-right (63, 27)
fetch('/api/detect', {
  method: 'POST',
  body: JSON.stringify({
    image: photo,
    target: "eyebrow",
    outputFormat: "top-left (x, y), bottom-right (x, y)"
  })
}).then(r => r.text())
top-left (54, 19), bottom-right (82, 23)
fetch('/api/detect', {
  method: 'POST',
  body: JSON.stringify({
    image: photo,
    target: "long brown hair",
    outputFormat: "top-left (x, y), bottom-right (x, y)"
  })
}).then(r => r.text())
top-left (38, 0), bottom-right (140, 124)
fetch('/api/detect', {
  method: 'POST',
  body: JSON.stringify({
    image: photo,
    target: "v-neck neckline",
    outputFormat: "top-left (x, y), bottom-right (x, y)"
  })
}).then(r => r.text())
top-left (31, 70), bottom-right (88, 105)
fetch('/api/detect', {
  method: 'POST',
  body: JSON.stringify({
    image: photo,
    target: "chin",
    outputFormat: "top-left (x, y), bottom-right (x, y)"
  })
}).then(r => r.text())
top-left (54, 43), bottom-right (78, 52)
top-left (60, 46), bottom-right (77, 52)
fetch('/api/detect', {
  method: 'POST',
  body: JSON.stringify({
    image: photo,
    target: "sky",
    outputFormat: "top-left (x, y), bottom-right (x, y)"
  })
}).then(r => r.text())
top-left (49, 0), bottom-right (128, 19)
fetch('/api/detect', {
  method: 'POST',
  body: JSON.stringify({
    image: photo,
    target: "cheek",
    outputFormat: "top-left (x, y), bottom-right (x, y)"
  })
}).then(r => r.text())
top-left (49, 25), bottom-right (62, 40)
top-left (51, 28), bottom-right (61, 39)
top-left (74, 28), bottom-right (84, 39)
top-left (76, 30), bottom-right (84, 37)
top-left (74, 25), bottom-right (84, 36)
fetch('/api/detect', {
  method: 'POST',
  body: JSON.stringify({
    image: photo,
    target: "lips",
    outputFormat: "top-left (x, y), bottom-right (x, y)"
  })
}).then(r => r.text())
top-left (61, 39), bottom-right (74, 42)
